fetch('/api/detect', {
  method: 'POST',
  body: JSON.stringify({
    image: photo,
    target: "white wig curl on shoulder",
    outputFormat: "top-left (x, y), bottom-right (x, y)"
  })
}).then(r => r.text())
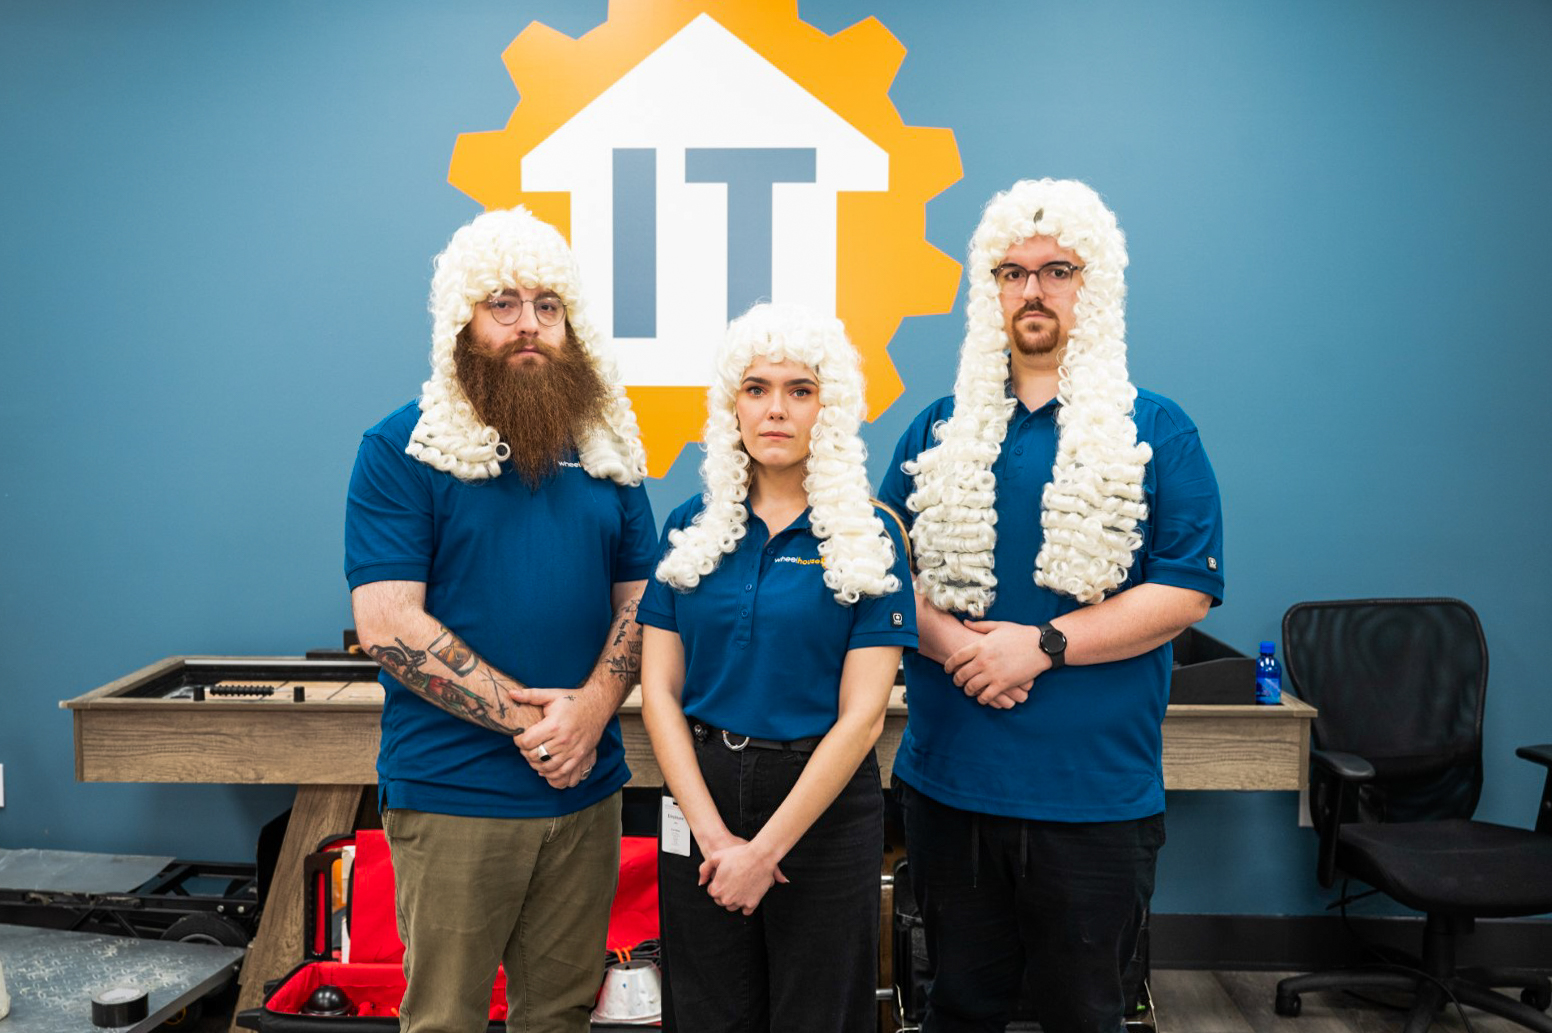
top-left (905, 178), bottom-right (1151, 613)
top-left (406, 206), bottom-right (648, 485)
top-left (655, 302), bottom-right (900, 605)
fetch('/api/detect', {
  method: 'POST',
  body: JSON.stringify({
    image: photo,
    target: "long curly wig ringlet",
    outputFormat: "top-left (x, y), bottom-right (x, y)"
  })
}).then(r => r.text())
top-left (655, 303), bottom-right (901, 605)
top-left (905, 179), bottom-right (1151, 613)
top-left (406, 206), bottom-right (648, 485)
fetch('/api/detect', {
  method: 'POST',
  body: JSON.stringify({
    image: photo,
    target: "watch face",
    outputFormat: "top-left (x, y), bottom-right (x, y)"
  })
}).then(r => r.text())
top-left (1041, 626), bottom-right (1066, 653)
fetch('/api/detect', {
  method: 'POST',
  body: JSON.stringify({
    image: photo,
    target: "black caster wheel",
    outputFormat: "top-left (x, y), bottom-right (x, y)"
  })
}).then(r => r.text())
top-left (1522, 981), bottom-right (1552, 1012)
top-left (161, 913), bottom-right (249, 947)
top-left (1275, 991), bottom-right (1302, 1017)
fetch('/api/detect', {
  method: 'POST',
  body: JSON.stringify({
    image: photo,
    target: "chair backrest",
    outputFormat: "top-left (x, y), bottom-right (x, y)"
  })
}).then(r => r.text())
top-left (1282, 598), bottom-right (1486, 822)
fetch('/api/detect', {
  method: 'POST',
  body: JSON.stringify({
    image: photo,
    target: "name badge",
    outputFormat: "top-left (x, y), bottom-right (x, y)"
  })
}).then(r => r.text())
top-left (661, 795), bottom-right (691, 857)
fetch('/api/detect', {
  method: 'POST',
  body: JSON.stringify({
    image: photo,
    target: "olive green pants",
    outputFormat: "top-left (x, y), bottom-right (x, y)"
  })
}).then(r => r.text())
top-left (382, 795), bottom-right (622, 1033)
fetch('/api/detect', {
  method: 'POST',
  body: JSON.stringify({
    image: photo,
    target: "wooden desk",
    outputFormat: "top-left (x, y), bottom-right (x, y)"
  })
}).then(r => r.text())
top-left (63, 656), bottom-right (1316, 1031)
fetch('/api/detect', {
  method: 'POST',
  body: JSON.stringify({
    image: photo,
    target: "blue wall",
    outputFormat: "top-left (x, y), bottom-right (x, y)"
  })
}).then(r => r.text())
top-left (3, 0), bottom-right (1549, 919)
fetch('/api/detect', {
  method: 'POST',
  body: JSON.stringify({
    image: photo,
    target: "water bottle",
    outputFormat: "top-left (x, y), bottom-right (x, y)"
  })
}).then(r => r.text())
top-left (1256, 641), bottom-right (1282, 705)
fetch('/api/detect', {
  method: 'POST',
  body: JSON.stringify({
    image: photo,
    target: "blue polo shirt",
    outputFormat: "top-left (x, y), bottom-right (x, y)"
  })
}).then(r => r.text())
top-left (878, 389), bottom-right (1224, 822)
top-left (637, 497), bottom-right (918, 741)
top-left (344, 401), bottom-right (657, 818)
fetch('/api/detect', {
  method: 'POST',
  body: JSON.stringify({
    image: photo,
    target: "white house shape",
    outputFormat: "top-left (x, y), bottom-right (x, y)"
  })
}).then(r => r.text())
top-left (522, 13), bottom-right (889, 387)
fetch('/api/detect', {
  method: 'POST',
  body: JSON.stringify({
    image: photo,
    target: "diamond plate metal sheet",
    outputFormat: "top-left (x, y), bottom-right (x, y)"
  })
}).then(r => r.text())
top-left (0, 923), bottom-right (244, 1033)
top-left (0, 851), bottom-right (175, 895)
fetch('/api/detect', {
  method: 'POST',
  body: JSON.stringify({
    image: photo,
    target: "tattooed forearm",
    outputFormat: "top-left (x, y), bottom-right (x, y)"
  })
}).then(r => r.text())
top-left (603, 630), bottom-right (643, 687)
top-left (368, 636), bottom-right (520, 735)
top-left (370, 638), bottom-right (430, 689)
top-left (422, 674), bottom-right (509, 733)
top-left (429, 627), bottom-right (479, 676)
top-left (480, 666), bottom-right (510, 718)
top-left (609, 598), bottom-right (640, 647)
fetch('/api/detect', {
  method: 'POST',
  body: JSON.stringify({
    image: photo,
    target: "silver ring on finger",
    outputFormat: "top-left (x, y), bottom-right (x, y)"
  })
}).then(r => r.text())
top-left (535, 743), bottom-right (553, 763)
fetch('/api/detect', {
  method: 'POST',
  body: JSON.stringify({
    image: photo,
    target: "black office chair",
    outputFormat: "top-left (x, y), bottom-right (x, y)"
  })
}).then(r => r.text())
top-left (1273, 598), bottom-right (1552, 1033)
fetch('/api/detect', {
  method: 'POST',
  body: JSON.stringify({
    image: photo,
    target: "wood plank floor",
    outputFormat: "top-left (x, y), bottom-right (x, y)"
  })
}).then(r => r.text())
top-left (1149, 968), bottom-right (1536, 1033)
top-left (195, 968), bottom-right (1547, 1032)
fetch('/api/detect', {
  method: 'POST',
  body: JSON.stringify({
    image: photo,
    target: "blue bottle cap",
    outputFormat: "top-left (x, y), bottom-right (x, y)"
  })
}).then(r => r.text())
top-left (1259, 641), bottom-right (1276, 653)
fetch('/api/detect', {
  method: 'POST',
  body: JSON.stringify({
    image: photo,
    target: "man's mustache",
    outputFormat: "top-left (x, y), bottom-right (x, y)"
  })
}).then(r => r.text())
top-left (492, 337), bottom-right (555, 361)
top-left (1017, 303), bottom-right (1055, 319)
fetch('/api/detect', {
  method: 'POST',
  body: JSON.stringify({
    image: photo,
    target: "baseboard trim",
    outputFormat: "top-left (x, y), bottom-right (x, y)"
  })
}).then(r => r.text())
top-left (1152, 913), bottom-right (1552, 971)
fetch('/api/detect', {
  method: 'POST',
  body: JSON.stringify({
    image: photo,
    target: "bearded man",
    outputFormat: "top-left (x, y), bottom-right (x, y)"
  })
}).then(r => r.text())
top-left (344, 207), bottom-right (656, 1033)
top-left (878, 180), bottom-right (1225, 1033)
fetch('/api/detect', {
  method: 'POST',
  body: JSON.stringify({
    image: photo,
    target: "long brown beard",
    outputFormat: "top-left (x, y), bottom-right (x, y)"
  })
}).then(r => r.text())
top-left (454, 327), bottom-right (612, 489)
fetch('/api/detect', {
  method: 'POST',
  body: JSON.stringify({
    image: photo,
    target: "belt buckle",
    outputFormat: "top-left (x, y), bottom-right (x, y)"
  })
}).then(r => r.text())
top-left (721, 730), bottom-right (751, 752)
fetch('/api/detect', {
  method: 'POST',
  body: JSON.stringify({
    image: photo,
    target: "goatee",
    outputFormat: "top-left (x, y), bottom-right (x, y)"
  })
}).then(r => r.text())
top-left (1009, 304), bottom-right (1061, 356)
top-left (454, 327), bottom-right (612, 489)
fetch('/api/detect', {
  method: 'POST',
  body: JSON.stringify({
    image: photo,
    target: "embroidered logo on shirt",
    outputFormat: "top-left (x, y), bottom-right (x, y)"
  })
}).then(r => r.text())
top-left (558, 460), bottom-right (584, 469)
top-left (891, 612), bottom-right (904, 627)
top-left (774, 556), bottom-right (824, 566)
top-left (1207, 556), bottom-right (1218, 571)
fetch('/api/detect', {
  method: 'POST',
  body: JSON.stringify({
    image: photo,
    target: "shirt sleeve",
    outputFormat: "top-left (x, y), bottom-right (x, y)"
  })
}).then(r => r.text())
top-left (635, 513), bottom-right (681, 633)
top-left (847, 505), bottom-right (920, 650)
top-left (614, 483), bottom-right (658, 583)
top-left (1142, 428), bottom-right (1225, 605)
top-left (344, 432), bottom-right (433, 589)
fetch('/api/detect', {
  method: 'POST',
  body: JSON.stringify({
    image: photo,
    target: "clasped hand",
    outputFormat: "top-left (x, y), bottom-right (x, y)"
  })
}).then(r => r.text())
top-left (943, 620), bottom-right (1045, 707)
top-left (510, 687), bottom-right (603, 789)
top-left (698, 836), bottom-right (788, 916)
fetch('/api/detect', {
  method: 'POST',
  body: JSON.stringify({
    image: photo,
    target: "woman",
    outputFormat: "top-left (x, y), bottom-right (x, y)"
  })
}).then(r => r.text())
top-left (636, 302), bottom-right (917, 1032)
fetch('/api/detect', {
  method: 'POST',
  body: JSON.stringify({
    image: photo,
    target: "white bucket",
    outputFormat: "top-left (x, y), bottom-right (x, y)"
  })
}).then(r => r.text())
top-left (591, 960), bottom-right (661, 1024)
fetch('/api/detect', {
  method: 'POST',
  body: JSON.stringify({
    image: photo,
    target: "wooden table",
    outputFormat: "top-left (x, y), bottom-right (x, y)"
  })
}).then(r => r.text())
top-left (63, 656), bottom-right (1316, 1031)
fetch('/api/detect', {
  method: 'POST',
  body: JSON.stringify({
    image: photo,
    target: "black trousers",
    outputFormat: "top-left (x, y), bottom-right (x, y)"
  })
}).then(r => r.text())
top-left (659, 737), bottom-right (883, 1033)
top-left (899, 781), bottom-right (1165, 1033)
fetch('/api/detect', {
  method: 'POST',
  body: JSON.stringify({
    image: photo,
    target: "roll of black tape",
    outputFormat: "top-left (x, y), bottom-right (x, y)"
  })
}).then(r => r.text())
top-left (91, 986), bottom-right (149, 1027)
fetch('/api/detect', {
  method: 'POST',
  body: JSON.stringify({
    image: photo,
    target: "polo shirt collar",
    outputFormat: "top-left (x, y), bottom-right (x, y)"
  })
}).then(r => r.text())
top-left (750, 505), bottom-right (814, 536)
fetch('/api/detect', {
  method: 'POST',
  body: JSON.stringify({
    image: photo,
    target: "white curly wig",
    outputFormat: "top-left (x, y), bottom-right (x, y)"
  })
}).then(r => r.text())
top-left (906, 179), bottom-right (1151, 613)
top-left (407, 206), bottom-right (648, 485)
top-left (655, 303), bottom-right (901, 605)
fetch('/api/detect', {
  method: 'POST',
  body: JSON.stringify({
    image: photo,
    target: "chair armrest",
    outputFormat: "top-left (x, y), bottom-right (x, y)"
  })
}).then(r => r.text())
top-left (1516, 744), bottom-right (1552, 834)
top-left (1515, 744), bottom-right (1552, 769)
top-left (1311, 748), bottom-right (1375, 783)
top-left (1308, 748), bottom-right (1375, 887)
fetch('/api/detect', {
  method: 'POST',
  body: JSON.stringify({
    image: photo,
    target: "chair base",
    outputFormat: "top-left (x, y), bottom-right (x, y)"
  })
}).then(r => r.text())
top-left (1274, 913), bottom-right (1552, 1033)
top-left (1276, 966), bottom-right (1552, 1032)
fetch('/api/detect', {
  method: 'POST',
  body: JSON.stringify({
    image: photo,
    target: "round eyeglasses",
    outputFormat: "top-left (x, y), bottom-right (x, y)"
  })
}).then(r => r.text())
top-left (483, 292), bottom-right (567, 327)
top-left (991, 261), bottom-right (1084, 296)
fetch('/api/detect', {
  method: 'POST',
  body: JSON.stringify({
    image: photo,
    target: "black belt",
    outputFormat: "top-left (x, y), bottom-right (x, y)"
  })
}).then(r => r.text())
top-left (689, 719), bottom-right (823, 754)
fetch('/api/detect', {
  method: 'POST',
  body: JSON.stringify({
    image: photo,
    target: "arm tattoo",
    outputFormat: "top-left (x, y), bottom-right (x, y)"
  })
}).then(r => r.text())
top-left (479, 666), bottom-right (510, 718)
top-left (609, 598), bottom-right (640, 647)
top-left (368, 636), bottom-right (514, 735)
top-left (429, 626), bottom-right (478, 676)
top-left (604, 633), bottom-right (642, 686)
top-left (369, 638), bottom-right (428, 686)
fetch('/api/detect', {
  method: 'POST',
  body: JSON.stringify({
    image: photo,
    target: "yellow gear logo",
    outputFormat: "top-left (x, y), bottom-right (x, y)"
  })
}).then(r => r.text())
top-left (449, 0), bottom-right (962, 477)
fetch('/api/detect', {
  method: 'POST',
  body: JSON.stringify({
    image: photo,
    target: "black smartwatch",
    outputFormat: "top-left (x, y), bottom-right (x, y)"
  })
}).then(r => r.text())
top-left (1037, 622), bottom-right (1067, 670)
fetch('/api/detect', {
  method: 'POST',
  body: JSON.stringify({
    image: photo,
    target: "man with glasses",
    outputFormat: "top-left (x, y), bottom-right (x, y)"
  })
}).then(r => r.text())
top-left (879, 179), bottom-right (1224, 1033)
top-left (345, 207), bottom-right (656, 1033)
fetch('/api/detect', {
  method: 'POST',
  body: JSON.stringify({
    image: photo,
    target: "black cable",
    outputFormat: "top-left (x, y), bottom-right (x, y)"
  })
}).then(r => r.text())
top-left (1331, 880), bottom-right (1479, 1033)
top-left (601, 938), bottom-right (661, 967)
